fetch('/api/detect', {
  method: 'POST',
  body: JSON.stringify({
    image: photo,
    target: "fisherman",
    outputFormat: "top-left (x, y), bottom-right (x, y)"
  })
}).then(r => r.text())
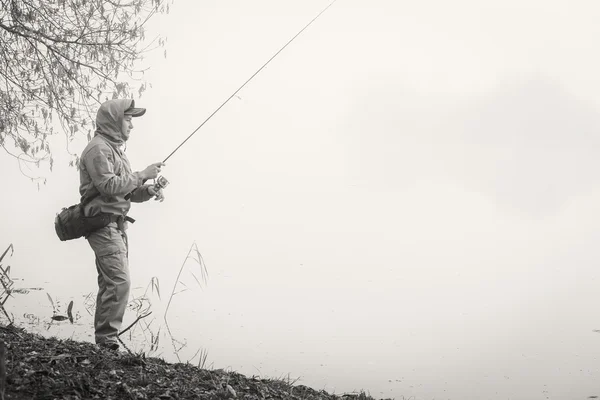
top-left (79, 99), bottom-right (165, 351)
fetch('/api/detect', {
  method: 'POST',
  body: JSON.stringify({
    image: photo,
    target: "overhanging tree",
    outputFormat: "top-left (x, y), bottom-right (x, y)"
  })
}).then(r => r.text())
top-left (0, 0), bottom-right (172, 172)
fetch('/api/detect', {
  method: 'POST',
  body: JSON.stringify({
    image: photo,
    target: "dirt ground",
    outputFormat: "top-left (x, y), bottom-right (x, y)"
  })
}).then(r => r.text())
top-left (0, 324), bottom-right (391, 400)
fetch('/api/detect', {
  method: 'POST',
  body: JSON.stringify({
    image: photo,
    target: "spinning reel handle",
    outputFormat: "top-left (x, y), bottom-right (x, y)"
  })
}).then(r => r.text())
top-left (124, 175), bottom-right (169, 200)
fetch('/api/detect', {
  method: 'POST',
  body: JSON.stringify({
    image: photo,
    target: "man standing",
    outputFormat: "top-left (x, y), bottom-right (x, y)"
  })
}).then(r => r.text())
top-left (79, 98), bottom-right (165, 350)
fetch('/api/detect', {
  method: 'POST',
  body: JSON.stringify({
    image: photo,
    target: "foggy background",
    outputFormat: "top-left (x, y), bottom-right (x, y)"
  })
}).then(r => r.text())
top-left (2, 1), bottom-right (600, 399)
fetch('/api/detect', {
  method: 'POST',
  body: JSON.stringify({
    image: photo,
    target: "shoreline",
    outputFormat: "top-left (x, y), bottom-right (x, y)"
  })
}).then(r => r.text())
top-left (0, 324), bottom-right (392, 400)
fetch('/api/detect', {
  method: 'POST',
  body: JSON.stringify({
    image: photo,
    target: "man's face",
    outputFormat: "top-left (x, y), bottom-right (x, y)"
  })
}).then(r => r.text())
top-left (121, 114), bottom-right (133, 141)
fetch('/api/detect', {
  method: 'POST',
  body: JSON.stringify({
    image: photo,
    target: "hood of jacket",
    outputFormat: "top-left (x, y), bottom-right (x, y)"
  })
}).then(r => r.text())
top-left (94, 99), bottom-right (134, 144)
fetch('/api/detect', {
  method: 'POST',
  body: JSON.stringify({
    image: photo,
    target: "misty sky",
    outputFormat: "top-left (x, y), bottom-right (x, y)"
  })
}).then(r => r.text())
top-left (3, 1), bottom-right (600, 399)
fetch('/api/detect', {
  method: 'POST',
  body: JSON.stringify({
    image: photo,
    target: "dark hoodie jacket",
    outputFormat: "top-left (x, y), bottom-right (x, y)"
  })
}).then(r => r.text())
top-left (79, 99), bottom-right (153, 217)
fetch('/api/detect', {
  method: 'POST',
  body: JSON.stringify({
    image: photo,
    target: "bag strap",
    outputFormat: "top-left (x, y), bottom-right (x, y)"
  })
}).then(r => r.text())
top-left (80, 185), bottom-right (101, 207)
top-left (80, 187), bottom-right (135, 224)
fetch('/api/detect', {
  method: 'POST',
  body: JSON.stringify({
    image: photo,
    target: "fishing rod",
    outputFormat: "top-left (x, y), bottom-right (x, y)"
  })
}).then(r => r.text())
top-left (162, 0), bottom-right (338, 163)
top-left (127, 0), bottom-right (338, 199)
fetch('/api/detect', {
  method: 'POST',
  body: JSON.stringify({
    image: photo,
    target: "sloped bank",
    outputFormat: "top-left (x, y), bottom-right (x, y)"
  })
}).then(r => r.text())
top-left (0, 324), bottom-right (391, 400)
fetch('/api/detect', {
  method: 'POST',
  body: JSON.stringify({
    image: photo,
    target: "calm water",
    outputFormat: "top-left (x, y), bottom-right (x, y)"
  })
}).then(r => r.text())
top-left (7, 270), bottom-right (600, 400)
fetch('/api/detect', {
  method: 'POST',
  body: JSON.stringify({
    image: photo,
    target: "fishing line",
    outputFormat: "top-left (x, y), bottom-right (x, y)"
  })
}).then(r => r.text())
top-left (161, 0), bottom-right (338, 163)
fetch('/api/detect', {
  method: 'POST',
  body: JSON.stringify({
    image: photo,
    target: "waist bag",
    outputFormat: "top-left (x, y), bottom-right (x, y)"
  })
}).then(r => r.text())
top-left (55, 196), bottom-right (135, 241)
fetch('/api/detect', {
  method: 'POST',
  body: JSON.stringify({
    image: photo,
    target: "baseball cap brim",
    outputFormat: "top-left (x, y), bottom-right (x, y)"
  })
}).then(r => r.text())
top-left (124, 107), bottom-right (146, 117)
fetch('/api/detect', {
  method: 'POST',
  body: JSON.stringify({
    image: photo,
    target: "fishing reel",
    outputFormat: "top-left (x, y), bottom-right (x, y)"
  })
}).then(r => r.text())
top-left (152, 175), bottom-right (169, 197)
top-left (124, 175), bottom-right (169, 201)
top-left (155, 175), bottom-right (169, 190)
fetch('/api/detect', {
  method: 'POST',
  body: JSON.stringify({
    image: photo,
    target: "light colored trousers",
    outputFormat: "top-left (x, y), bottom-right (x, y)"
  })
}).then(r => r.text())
top-left (87, 222), bottom-right (129, 345)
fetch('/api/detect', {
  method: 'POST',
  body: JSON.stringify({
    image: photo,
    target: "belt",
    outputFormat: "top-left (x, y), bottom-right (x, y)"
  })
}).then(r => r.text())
top-left (108, 215), bottom-right (136, 224)
top-left (109, 215), bottom-right (135, 232)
